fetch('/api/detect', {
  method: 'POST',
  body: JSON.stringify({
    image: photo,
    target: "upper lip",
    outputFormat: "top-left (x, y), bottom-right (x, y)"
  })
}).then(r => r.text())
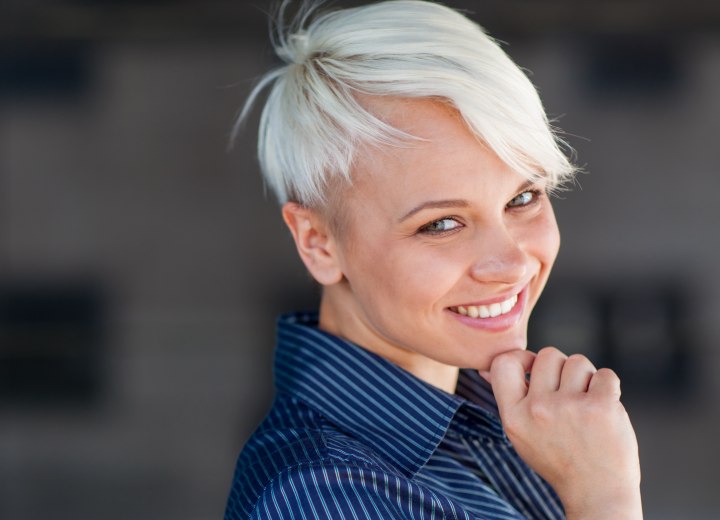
top-left (450, 283), bottom-right (528, 308)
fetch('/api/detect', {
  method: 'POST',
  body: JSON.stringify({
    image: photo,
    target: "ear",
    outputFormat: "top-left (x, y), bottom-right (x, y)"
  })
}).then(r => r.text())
top-left (282, 202), bottom-right (344, 286)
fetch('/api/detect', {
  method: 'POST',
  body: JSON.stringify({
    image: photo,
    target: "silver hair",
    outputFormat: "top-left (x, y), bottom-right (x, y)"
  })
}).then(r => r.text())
top-left (234, 0), bottom-right (576, 206)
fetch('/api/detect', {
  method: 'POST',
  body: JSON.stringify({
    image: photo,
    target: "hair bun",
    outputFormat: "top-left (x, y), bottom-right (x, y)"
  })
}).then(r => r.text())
top-left (279, 31), bottom-right (312, 65)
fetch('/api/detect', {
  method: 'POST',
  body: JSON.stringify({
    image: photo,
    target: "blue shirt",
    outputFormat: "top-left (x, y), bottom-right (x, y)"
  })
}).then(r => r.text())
top-left (225, 312), bottom-right (564, 519)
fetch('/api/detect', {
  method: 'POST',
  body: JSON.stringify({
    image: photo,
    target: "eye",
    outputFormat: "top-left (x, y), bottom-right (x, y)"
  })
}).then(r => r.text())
top-left (419, 217), bottom-right (462, 235)
top-left (507, 189), bottom-right (542, 209)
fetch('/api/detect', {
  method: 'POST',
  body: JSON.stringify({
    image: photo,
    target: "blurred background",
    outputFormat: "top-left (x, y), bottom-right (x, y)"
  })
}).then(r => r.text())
top-left (0, 0), bottom-right (718, 518)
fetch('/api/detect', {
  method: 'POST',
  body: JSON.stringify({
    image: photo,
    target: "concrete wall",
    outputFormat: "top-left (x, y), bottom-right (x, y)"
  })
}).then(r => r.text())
top-left (1, 5), bottom-right (718, 518)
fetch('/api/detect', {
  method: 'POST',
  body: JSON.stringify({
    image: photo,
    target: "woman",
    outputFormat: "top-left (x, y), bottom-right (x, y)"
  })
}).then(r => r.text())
top-left (225, 1), bottom-right (642, 519)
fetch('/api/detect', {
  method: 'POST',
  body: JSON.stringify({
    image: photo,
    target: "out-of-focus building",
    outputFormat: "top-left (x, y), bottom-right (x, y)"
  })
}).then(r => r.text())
top-left (1, 1), bottom-right (718, 518)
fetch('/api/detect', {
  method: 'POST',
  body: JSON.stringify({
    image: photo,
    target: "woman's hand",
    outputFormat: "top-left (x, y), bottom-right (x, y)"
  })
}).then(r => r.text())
top-left (486, 347), bottom-right (642, 520)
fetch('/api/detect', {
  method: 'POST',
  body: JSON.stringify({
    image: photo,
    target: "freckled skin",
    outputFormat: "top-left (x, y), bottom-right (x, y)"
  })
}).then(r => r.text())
top-left (318, 98), bottom-right (560, 391)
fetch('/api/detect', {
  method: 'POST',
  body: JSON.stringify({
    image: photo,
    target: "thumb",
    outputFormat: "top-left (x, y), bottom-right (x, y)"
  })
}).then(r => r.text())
top-left (488, 350), bottom-right (536, 414)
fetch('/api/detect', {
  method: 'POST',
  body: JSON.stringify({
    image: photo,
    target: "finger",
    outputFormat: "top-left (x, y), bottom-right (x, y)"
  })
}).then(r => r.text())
top-left (527, 347), bottom-right (567, 394)
top-left (489, 350), bottom-right (536, 412)
top-left (559, 354), bottom-right (597, 393)
top-left (587, 367), bottom-right (622, 400)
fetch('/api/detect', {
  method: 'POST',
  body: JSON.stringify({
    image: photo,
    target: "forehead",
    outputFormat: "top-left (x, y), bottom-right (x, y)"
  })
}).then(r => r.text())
top-left (352, 97), bottom-right (472, 182)
top-left (347, 97), bottom-right (513, 203)
top-left (357, 95), bottom-right (465, 148)
top-left (317, 96), bottom-right (530, 243)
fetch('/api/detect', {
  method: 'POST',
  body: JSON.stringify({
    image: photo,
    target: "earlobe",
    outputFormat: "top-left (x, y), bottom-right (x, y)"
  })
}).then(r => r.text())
top-left (281, 202), bottom-right (344, 286)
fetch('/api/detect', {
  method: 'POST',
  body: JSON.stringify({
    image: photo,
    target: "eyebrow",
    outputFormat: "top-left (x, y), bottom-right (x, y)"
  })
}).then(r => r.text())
top-left (398, 199), bottom-right (470, 223)
top-left (398, 180), bottom-right (537, 223)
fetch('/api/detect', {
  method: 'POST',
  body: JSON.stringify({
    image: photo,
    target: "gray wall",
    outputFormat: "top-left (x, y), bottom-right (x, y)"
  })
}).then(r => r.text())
top-left (1, 1), bottom-right (718, 518)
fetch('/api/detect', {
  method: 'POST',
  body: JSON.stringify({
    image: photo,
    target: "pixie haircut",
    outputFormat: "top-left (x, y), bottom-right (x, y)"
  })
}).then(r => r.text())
top-left (236, 0), bottom-right (576, 207)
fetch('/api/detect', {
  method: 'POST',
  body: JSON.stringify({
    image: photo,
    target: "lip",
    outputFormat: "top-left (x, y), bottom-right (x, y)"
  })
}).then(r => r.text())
top-left (447, 284), bottom-right (529, 332)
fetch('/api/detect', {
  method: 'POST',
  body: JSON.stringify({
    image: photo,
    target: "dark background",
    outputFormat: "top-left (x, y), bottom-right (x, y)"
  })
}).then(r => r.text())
top-left (1, 1), bottom-right (718, 518)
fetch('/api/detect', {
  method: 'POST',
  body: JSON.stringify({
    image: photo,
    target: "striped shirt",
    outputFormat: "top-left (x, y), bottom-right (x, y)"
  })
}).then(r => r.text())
top-left (225, 312), bottom-right (564, 519)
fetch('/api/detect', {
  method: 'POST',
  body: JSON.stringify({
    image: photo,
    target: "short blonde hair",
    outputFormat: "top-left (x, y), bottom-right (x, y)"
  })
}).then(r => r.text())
top-left (235, 0), bottom-right (576, 206)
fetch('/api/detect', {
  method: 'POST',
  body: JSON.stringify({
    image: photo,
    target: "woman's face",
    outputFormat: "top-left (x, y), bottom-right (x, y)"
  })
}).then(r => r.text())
top-left (321, 97), bottom-right (560, 374)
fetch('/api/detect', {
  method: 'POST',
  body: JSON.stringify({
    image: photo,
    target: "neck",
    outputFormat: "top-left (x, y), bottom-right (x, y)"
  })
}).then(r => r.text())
top-left (318, 288), bottom-right (460, 395)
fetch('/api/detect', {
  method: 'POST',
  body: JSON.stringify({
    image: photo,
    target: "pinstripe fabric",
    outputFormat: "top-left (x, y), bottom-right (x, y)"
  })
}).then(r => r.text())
top-left (225, 312), bottom-right (564, 519)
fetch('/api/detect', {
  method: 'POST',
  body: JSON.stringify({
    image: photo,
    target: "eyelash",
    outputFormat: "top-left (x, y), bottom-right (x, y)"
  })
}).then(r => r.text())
top-left (418, 217), bottom-right (463, 236)
top-left (417, 189), bottom-right (544, 236)
top-left (507, 189), bottom-right (544, 209)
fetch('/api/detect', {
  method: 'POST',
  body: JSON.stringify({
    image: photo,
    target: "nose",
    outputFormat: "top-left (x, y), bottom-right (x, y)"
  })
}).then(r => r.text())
top-left (469, 226), bottom-right (528, 285)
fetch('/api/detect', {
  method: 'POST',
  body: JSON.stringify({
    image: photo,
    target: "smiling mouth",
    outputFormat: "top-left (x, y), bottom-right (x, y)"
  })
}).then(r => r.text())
top-left (451, 293), bottom-right (519, 319)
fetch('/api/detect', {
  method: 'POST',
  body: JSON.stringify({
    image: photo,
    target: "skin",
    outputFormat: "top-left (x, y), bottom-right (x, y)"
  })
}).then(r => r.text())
top-left (283, 97), bottom-right (642, 519)
top-left (286, 98), bottom-right (560, 393)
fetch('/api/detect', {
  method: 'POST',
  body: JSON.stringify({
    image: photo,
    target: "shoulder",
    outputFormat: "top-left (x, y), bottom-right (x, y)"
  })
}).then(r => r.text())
top-left (239, 393), bottom-right (388, 470)
top-left (234, 461), bottom-right (452, 520)
top-left (225, 395), bottom-right (414, 519)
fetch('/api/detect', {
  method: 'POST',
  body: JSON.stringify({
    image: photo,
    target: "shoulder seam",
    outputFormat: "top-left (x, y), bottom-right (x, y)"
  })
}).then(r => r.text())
top-left (248, 459), bottom-right (397, 518)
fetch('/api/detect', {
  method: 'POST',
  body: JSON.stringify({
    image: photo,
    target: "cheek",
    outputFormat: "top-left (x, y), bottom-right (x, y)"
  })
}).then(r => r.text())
top-left (345, 236), bottom-right (464, 309)
top-left (338, 235), bottom-right (398, 298)
top-left (392, 249), bottom-right (462, 300)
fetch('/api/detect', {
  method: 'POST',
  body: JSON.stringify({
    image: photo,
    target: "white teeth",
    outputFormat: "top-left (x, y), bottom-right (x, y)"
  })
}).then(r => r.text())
top-left (500, 298), bottom-right (514, 314)
top-left (455, 294), bottom-right (518, 319)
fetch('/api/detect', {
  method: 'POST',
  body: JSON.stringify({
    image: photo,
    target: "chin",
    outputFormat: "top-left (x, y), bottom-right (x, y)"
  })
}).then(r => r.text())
top-left (454, 333), bottom-right (528, 370)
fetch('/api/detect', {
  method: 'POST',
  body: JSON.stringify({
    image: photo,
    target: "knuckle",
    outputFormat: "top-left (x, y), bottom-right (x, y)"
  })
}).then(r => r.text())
top-left (564, 353), bottom-right (597, 374)
top-left (490, 352), bottom-right (514, 372)
top-left (491, 348), bottom-right (532, 373)
top-left (537, 346), bottom-right (566, 359)
top-left (591, 368), bottom-right (623, 399)
top-left (566, 353), bottom-right (589, 364)
top-left (596, 367), bottom-right (619, 380)
top-left (527, 399), bottom-right (553, 423)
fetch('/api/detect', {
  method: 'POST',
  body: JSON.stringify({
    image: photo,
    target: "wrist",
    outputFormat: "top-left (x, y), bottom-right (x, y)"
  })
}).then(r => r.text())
top-left (562, 486), bottom-right (643, 520)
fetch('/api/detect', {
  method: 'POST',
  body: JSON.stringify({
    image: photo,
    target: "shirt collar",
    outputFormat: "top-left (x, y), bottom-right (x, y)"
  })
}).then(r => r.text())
top-left (274, 312), bottom-right (506, 477)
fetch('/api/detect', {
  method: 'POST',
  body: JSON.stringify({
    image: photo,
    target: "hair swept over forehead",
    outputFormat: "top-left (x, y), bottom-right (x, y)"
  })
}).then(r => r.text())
top-left (234, 0), bottom-right (576, 207)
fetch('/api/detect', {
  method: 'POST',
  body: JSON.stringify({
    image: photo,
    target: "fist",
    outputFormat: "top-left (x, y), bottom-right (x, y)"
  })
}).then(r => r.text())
top-left (486, 347), bottom-right (642, 519)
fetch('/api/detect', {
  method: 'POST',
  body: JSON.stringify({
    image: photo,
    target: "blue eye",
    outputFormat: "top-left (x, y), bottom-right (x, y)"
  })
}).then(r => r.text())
top-left (507, 190), bottom-right (541, 208)
top-left (420, 218), bottom-right (462, 235)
